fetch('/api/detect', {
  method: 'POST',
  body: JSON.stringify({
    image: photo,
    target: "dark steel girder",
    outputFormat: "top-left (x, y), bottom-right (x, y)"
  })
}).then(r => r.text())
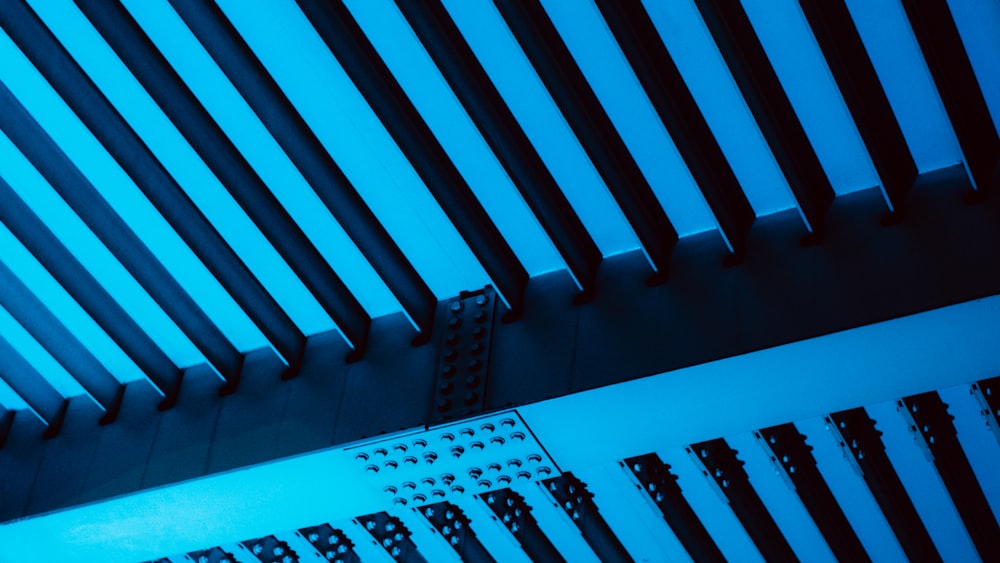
top-left (0, 260), bottom-right (124, 424)
top-left (0, 1), bottom-right (298, 382)
top-left (757, 423), bottom-right (869, 562)
top-left (901, 0), bottom-right (1000, 193)
top-left (75, 0), bottom-right (437, 348)
top-left (0, 80), bottom-right (243, 389)
top-left (0, 336), bottom-right (66, 434)
top-left (294, 0), bottom-right (529, 316)
top-left (694, 0), bottom-right (835, 234)
top-left (596, 0), bottom-right (755, 256)
top-left (828, 408), bottom-right (941, 562)
top-left (395, 0), bottom-right (603, 298)
top-left (493, 0), bottom-right (679, 278)
top-left (0, 178), bottom-right (181, 404)
top-left (798, 0), bottom-right (916, 212)
top-left (688, 438), bottom-right (797, 561)
top-left (3, 165), bottom-right (1000, 523)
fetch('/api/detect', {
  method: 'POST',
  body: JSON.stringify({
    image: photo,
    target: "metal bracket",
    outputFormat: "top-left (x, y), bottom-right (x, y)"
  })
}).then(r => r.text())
top-left (298, 524), bottom-right (359, 563)
top-left (356, 512), bottom-right (419, 562)
top-left (686, 440), bottom-right (745, 505)
top-left (826, 408), bottom-right (883, 479)
top-left (185, 547), bottom-right (237, 563)
top-left (431, 287), bottom-right (497, 423)
top-left (239, 535), bottom-right (297, 563)
top-left (419, 501), bottom-right (474, 552)
top-left (971, 377), bottom-right (1000, 447)
top-left (896, 395), bottom-right (942, 463)
top-left (754, 423), bottom-right (814, 491)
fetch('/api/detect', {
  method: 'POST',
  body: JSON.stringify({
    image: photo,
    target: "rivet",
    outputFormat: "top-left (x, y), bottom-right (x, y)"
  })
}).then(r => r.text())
top-left (465, 374), bottom-right (480, 387)
top-left (463, 392), bottom-right (478, 405)
top-left (444, 348), bottom-right (458, 362)
top-left (448, 317), bottom-right (462, 329)
top-left (467, 359), bottom-right (482, 372)
top-left (474, 311), bottom-right (487, 323)
top-left (436, 398), bottom-right (451, 412)
top-left (445, 333), bottom-right (459, 345)
top-left (475, 295), bottom-right (488, 307)
top-left (441, 365), bottom-right (456, 378)
top-left (449, 301), bottom-right (463, 313)
top-left (472, 326), bottom-right (487, 339)
top-left (439, 381), bottom-right (454, 394)
top-left (470, 343), bottom-right (484, 355)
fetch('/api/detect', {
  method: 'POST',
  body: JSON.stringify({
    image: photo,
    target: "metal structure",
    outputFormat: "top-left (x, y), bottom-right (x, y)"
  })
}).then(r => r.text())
top-left (0, 0), bottom-right (998, 561)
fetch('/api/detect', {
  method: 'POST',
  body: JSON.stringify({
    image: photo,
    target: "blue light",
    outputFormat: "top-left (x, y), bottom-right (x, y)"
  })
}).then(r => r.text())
top-left (121, 0), bottom-right (401, 323)
top-left (844, 0), bottom-right (962, 173)
top-left (947, 0), bottom-right (1000, 135)
top-left (642, 0), bottom-right (794, 218)
top-left (344, 0), bottom-right (564, 278)
top-left (540, 0), bottom-right (717, 237)
top-left (442, 0), bottom-right (639, 257)
top-left (0, 304), bottom-right (83, 398)
top-left (741, 0), bottom-right (878, 197)
top-left (215, 0), bottom-right (490, 300)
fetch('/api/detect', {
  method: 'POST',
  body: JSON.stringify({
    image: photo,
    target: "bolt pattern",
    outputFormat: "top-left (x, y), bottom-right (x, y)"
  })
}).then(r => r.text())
top-left (185, 547), bottom-right (238, 563)
top-left (900, 392), bottom-right (955, 450)
top-left (432, 288), bottom-right (496, 423)
top-left (482, 488), bottom-right (535, 537)
top-left (756, 423), bottom-right (815, 478)
top-left (421, 501), bottom-right (477, 553)
top-left (298, 524), bottom-right (358, 563)
top-left (973, 376), bottom-right (1000, 422)
top-left (687, 438), bottom-right (747, 492)
top-left (239, 535), bottom-right (298, 563)
top-left (624, 453), bottom-right (683, 509)
top-left (543, 472), bottom-right (595, 524)
top-left (828, 407), bottom-right (884, 464)
top-left (356, 512), bottom-right (417, 562)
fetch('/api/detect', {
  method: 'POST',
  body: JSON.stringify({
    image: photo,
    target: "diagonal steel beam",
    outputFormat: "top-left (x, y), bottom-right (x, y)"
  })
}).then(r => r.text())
top-left (0, 80), bottom-right (242, 390)
top-left (694, 0), bottom-right (835, 234)
top-left (0, 260), bottom-right (124, 424)
top-left (77, 0), bottom-right (435, 348)
top-left (901, 0), bottom-right (1000, 193)
top-left (0, 334), bottom-right (67, 436)
top-left (292, 0), bottom-right (529, 316)
top-left (0, 178), bottom-right (181, 404)
top-left (493, 0), bottom-right (678, 279)
top-left (799, 0), bottom-right (916, 212)
top-left (0, 1), bottom-right (297, 381)
top-left (395, 0), bottom-right (602, 298)
top-left (596, 0), bottom-right (755, 256)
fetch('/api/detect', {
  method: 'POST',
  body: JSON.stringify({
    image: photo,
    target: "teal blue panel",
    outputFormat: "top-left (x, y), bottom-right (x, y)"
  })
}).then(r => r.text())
top-left (741, 0), bottom-right (879, 196)
top-left (216, 0), bottom-right (489, 300)
top-left (0, 26), bottom-right (264, 353)
top-left (0, 377), bottom-right (28, 411)
top-left (344, 0), bottom-right (564, 277)
top-left (0, 129), bottom-right (202, 368)
top-left (0, 224), bottom-right (142, 383)
top-left (642, 0), bottom-right (795, 217)
top-left (442, 0), bottom-right (640, 257)
top-left (540, 0), bottom-right (717, 237)
top-left (122, 0), bottom-right (402, 323)
top-left (947, 0), bottom-right (1000, 135)
top-left (0, 304), bottom-right (83, 398)
top-left (845, 0), bottom-right (963, 172)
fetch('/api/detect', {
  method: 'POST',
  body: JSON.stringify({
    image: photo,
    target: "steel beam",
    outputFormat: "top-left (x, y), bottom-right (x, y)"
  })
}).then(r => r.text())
top-left (694, 0), bottom-right (835, 234)
top-left (827, 408), bottom-right (941, 562)
top-left (0, 260), bottom-right (124, 424)
top-left (900, 392), bottom-right (1000, 560)
top-left (0, 336), bottom-right (67, 434)
top-left (624, 454), bottom-right (723, 562)
top-left (395, 0), bottom-right (602, 297)
top-left (419, 502), bottom-right (495, 563)
top-left (688, 438), bottom-right (797, 561)
top-left (482, 488), bottom-right (565, 563)
top-left (493, 0), bottom-right (678, 278)
top-left (757, 423), bottom-right (869, 561)
top-left (356, 512), bottom-right (427, 563)
top-left (799, 0), bottom-right (916, 211)
top-left (596, 0), bottom-right (754, 256)
top-left (0, 1), bottom-right (298, 380)
top-left (0, 81), bottom-right (242, 389)
top-left (543, 473), bottom-right (632, 562)
top-left (901, 0), bottom-right (1000, 192)
top-left (293, 0), bottom-right (529, 316)
top-left (76, 0), bottom-right (436, 349)
top-left (0, 178), bottom-right (181, 403)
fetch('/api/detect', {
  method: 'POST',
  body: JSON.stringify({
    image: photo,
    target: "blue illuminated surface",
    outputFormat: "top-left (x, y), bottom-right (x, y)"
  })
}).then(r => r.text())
top-left (442, 0), bottom-right (639, 257)
top-left (742, 0), bottom-right (878, 197)
top-left (0, 25), bottom-right (263, 353)
top-left (216, 0), bottom-right (489, 300)
top-left (541, 0), bottom-right (717, 238)
top-left (122, 0), bottom-right (401, 323)
top-left (1, 296), bottom-right (996, 562)
top-left (0, 305), bottom-right (83, 399)
top-left (0, 129), bottom-right (202, 368)
top-left (0, 377), bottom-right (28, 412)
top-left (642, 0), bottom-right (795, 218)
top-left (0, 224), bottom-right (141, 383)
top-left (845, 0), bottom-right (963, 172)
top-left (946, 0), bottom-right (1000, 135)
top-left (344, 0), bottom-right (563, 278)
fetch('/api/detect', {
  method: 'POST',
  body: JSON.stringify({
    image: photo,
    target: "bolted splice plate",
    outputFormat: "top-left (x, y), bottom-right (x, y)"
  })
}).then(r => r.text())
top-left (431, 287), bottom-right (496, 423)
top-left (347, 410), bottom-right (558, 508)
